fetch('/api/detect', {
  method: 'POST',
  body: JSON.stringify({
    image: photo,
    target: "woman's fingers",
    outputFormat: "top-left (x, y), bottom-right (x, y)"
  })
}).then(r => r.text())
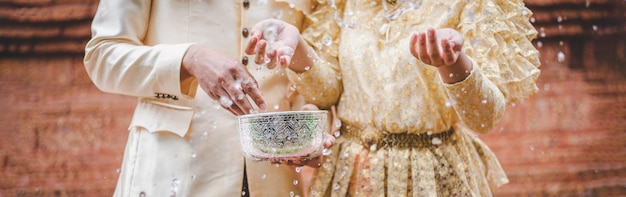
top-left (244, 36), bottom-right (259, 55)
top-left (441, 39), bottom-right (457, 65)
top-left (426, 28), bottom-right (443, 65)
top-left (255, 40), bottom-right (267, 65)
top-left (417, 32), bottom-right (430, 65)
top-left (409, 33), bottom-right (420, 59)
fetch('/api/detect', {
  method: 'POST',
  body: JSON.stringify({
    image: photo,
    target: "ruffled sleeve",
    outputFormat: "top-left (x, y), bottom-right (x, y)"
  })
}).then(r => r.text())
top-left (276, 0), bottom-right (313, 15)
top-left (285, 0), bottom-right (345, 109)
top-left (459, 0), bottom-right (541, 104)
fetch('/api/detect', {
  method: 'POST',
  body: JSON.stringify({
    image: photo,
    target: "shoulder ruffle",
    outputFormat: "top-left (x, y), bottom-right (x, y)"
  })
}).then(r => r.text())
top-left (460, 0), bottom-right (541, 104)
top-left (276, 0), bottom-right (313, 15)
top-left (300, 0), bottom-right (346, 58)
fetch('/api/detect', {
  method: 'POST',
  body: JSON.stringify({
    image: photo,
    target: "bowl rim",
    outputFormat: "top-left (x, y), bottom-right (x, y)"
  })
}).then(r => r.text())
top-left (238, 110), bottom-right (328, 119)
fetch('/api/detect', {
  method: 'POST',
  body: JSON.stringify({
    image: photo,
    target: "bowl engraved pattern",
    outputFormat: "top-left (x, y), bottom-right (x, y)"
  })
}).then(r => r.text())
top-left (238, 111), bottom-right (328, 161)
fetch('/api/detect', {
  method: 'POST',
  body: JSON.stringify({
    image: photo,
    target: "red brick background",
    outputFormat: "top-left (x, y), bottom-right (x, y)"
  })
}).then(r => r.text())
top-left (1, 0), bottom-right (625, 196)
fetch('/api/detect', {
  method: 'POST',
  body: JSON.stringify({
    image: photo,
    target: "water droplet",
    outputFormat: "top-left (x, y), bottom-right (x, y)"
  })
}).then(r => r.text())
top-left (242, 191), bottom-right (247, 196)
top-left (592, 25), bottom-right (598, 31)
top-left (557, 16), bottom-right (563, 23)
top-left (448, 73), bottom-right (454, 78)
top-left (289, 191), bottom-right (295, 197)
top-left (370, 144), bottom-right (377, 151)
top-left (333, 130), bottom-right (341, 137)
top-left (333, 183), bottom-right (341, 191)
top-left (481, 99), bottom-right (487, 104)
top-left (431, 137), bottom-right (442, 145)
top-left (273, 104), bottom-right (280, 110)
top-left (116, 168), bottom-right (121, 173)
top-left (304, 66), bottom-right (311, 71)
top-left (537, 41), bottom-right (543, 48)
top-left (295, 167), bottom-right (302, 173)
top-left (322, 35), bottom-right (332, 46)
top-left (544, 84), bottom-right (551, 91)
top-left (557, 51), bottom-right (565, 63)
top-left (322, 148), bottom-right (332, 156)
top-left (219, 96), bottom-right (233, 107)
top-left (293, 180), bottom-right (299, 185)
top-left (530, 17), bottom-right (535, 23)
top-left (249, 109), bottom-right (259, 114)
top-left (170, 178), bottom-right (180, 197)
top-left (334, 120), bottom-right (342, 128)
top-left (273, 10), bottom-right (283, 19)
top-left (480, 123), bottom-right (486, 128)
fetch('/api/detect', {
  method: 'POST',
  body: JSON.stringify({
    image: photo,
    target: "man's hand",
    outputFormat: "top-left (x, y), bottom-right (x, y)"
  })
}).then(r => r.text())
top-left (182, 45), bottom-right (267, 116)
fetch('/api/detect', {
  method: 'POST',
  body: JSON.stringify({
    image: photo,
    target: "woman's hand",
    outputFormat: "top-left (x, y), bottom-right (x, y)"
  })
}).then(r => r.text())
top-left (410, 28), bottom-right (472, 84)
top-left (245, 19), bottom-right (313, 73)
top-left (409, 28), bottom-right (464, 67)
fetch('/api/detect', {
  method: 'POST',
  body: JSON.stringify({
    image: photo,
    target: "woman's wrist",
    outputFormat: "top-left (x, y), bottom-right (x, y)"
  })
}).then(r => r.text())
top-left (438, 52), bottom-right (473, 84)
top-left (288, 37), bottom-right (315, 73)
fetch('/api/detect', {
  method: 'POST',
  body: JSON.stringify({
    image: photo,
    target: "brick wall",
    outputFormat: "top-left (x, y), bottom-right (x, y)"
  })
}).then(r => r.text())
top-left (1, 0), bottom-right (625, 196)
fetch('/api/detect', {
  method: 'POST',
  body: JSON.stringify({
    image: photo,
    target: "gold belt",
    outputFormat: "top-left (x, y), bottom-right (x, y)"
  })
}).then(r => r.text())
top-left (341, 127), bottom-right (455, 149)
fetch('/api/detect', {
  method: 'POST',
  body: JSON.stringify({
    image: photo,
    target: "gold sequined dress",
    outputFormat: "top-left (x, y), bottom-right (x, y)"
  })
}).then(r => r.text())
top-left (287, 0), bottom-right (540, 196)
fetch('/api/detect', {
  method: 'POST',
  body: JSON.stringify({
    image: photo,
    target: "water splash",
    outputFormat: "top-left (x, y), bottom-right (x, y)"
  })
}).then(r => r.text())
top-left (557, 51), bottom-right (565, 63)
top-left (323, 148), bottom-right (333, 156)
top-left (219, 96), bottom-right (233, 107)
top-left (322, 35), bottom-right (333, 46)
top-left (170, 178), bottom-right (180, 197)
top-left (431, 137), bottom-right (442, 145)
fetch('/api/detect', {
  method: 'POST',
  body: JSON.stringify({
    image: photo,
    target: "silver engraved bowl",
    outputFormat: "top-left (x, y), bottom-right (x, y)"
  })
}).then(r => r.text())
top-left (238, 110), bottom-right (328, 161)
